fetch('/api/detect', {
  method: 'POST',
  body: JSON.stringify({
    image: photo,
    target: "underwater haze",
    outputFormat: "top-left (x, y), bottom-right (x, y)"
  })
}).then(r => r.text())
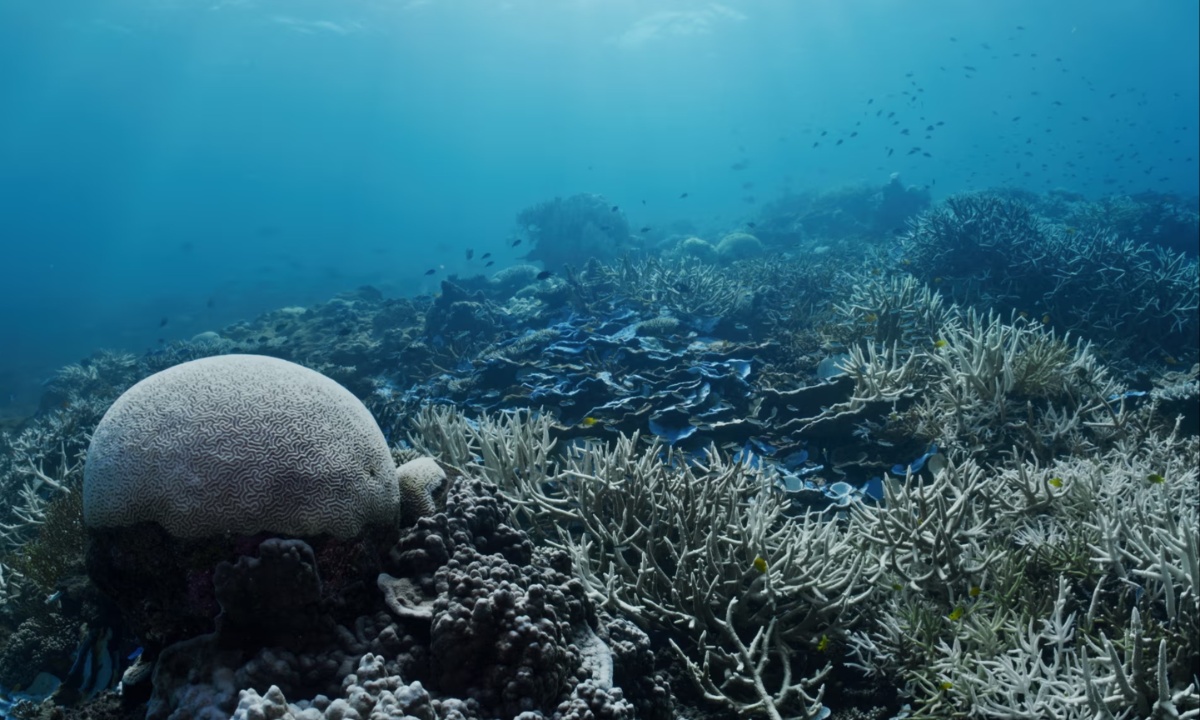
top-left (0, 0), bottom-right (1197, 415)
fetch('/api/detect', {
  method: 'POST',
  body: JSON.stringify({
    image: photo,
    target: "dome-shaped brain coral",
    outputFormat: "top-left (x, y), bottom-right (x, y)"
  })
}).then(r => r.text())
top-left (83, 354), bottom-right (400, 539)
top-left (716, 231), bottom-right (764, 262)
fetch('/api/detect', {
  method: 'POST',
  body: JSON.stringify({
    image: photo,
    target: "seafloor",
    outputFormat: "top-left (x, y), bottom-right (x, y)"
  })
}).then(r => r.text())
top-left (0, 182), bottom-right (1197, 720)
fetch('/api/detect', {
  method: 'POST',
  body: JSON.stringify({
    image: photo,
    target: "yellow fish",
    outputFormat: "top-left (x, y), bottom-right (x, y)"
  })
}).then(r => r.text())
top-left (1048, 477), bottom-right (1063, 488)
top-left (969, 586), bottom-right (982, 598)
top-left (580, 417), bottom-right (600, 427)
top-left (940, 681), bottom-right (954, 692)
top-left (864, 312), bottom-right (878, 323)
top-left (948, 606), bottom-right (965, 621)
top-left (1147, 473), bottom-right (1166, 485)
top-left (816, 635), bottom-right (831, 653)
top-left (934, 339), bottom-right (948, 349)
top-left (1042, 314), bottom-right (1051, 325)
top-left (752, 555), bottom-right (768, 573)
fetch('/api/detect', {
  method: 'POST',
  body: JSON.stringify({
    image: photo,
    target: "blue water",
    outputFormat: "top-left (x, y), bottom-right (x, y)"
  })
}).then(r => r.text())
top-left (1, 0), bottom-right (1197, 414)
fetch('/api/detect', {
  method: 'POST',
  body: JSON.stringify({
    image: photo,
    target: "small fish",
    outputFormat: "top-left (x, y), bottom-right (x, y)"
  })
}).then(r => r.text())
top-left (481, 252), bottom-right (492, 259)
top-left (835, 139), bottom-right (844, 145)
top-left (640, 226), bottom-right (650, 233)
top-left (948, 606), bottom-right (965, 621)
top-left (679, 192), bottom-right (688, 199)
top-left (940, 681), bottom-right (953, 692)
top-left (934, 339), bottom-right (948, 349)
top-left (864, 312), bottom-right (878, 323)
top-left (1147, 473), bottom-right (1166, 485)
top-left (511, 238), bottom-right (522, 247)
top-left (485, 260), bottom-right (495, 267)
top-left (159, 317), bottom-right (169, 327)
top-left (1164, 355), bottom-right (1179, 365)
top-left (424, 268), bottom-right (436, 276)
top-left (611, 205), bottom-right (619, 212)
top-left (206, 297), bottom-right (215, 308)
top-left (1065, 227), bottom-right (1077, 235)
top-left (466, 248), bottom-right (474, 259)
top-left (816, 635), bottom-right (831, 652)
top-left (932, 276), bottom-right (943, 284)
top-left (964, 65), bottom-right (977, 72)
top-left (968, 586), bottom-right (982, 597)
top-left (752, 555), bottom-right (768, 573)
top-left (1041, 314), bottom-right (1051, 324)
top-left (580, 416), bottom-right (600, 427)
top-left (746, 222), bottom-right (756, 228)
top-left (536, 270), bottom-right (553, 280)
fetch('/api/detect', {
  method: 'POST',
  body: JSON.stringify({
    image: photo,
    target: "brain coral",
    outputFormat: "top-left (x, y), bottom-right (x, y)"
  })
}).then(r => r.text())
top-left (83, 354), bottom-right (400, 539)
top-left (716, 231), bottom-right (764, 262)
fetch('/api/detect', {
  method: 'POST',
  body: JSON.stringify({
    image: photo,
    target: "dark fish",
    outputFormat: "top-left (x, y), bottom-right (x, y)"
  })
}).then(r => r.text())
top-left (511, 238), bottom-right (522, 247)
top-left (867, 98), bottom-right (874, 104)
top-left (836, 139), bottom-right (844, 145)
top-left (849, 131), bottom-right (858, 137)
top-left (206, 297), bottom-right (215, 308)
top-left (820, 130), bottom-right (828, 136)
top-left (640, 226), bottom-right (651, 233)
top-left (424, 268), bottom-right (436, 275)
top-left (536, 270), bottom-right (553, 280)
top-left (611, 205), bottom-right (619, 212)
top-left (887, 147), bottom-right (895, 156)
top-left (679, 192), bottom-right (688, 199)
top-left (812, 142), bottom-right (819, 148)
top-left (964, 65), bottom-right (977, 72)
top-left (900, 128), bottom-right (910, 135)
top-left (466, 248), bottom-right (474, 260)
top-left (485, 260), bottom-right (495, 267)
top-left (730, 161), bottom-right (749, 171)
top-left (158, 317), bottom-right (169, 327)
top-left (747, 222), bottom-right (756, 228)
top-left (482, 252), bottom-right (492, 259)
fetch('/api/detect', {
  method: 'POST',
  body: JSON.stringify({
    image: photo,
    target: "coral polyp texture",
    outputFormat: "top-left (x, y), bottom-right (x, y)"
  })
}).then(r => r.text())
top-left (82, 353), bottom-right (400, 539)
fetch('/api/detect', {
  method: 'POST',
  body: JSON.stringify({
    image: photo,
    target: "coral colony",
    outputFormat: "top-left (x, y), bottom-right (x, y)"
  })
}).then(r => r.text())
top-left (1, 184), bottom-right (1198, 719)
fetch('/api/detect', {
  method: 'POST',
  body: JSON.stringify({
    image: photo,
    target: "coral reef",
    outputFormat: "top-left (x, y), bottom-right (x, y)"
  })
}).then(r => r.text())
top-left (1, 184), bottom-right (1198, 720)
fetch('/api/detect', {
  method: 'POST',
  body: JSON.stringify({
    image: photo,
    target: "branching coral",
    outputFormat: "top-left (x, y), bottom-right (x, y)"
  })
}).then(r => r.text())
top-left (900, 191), bottom-right (1200, 365)
top-left (407, 407), bottom-right (870, 719)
